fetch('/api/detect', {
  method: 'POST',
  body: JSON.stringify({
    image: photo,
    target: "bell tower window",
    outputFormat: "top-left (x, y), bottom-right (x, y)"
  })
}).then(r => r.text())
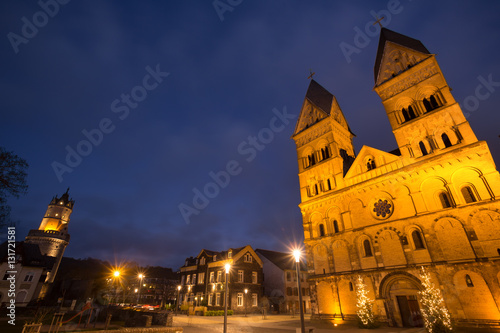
top-left (441, 133), bottom-right (452, 148)
top-left (419, 141), bottom-right (428, 156)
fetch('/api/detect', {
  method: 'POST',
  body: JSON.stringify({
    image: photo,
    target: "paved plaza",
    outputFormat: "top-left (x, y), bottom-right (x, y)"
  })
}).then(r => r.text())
top-left (171, 314), bottom-right (500, 333)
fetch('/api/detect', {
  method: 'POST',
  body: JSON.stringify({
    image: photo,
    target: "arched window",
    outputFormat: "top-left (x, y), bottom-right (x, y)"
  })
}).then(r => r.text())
top-left (423, 98), bottom-right (431, 112)
top-left (367, 158), bottom-right (376, 171)
top-left (326, 179), bottom-right (332, 191)
top-left (314, 184), bottom-right (319, 195)
top-left (308, 154), bottom-right (316, 167)
top-left (465, 274), bottom-right (474, 287)
top-left (333, 220), bottom-right (339, 233)
top-left (411, 230), bottom-right (425, 249)
top-left (419, 141), bottom-right (428, 156)
top-left (439, 192), bottom-right (452, 208)
top-left (319, 224), bottom-right (325, 237)
top-left (349, 282), bottom-right (354, 291)
top-left (461, 186), bottom-right (477, 203)
top-left (497, 248), bottom-right (500, 256)
top-left (408, 106), bottom-right (416, 119)
top-left (430, 95), bottom-right (439, 109)
top-left (363, 239), bottom-right (373, 257)
top-left (402, 108), bottom-right (410, 122)
top-left (324, 146), bottom-right (330, 159)
top-left (442, 133), bottom-right (452, 148)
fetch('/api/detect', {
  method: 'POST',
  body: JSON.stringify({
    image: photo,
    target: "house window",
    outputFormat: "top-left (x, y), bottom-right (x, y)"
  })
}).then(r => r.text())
top-left (198, 272), bottom-right (205, 284)
top-left (363, 239), bottom-right (373, 257)
top-left (216, 293), bottom-right (221, 306)
top-left (319, 224), bottom-right (325, 237)
top-left (200, 257), bottom-right (206, 265)
top-left (286, 287), bottom-right (292, 296)
top-left (238, 270), bottom-right (244, 283)
top-left (333, 220), bottom-right (339, 233)
top-left (439, 192), bottom-right (452, 208)
top-left (286, 272), bottom-right (292, 281)
top-left (461, 186), bottom-right (477, 203)
top-left (237, 293), bottom-right (243, 306)
top-left (186, 275), bottom-right (191, 285)
top-left (419, 141), bottom-right (428, 156)
top-left (24, 273), bottom-right (34, 282)
top-left (210, 272), bottom-right (214, 283)
top-left (217, 271), bottom-right (222, 282)
top-left (244, 253), bottom-right (253, 263)
top-left (192, 274), bottom-right (197, 285)
top-left (412, 230), bottom-right (425, 249)
top-left (465, 274), bottom-right (474, 287)
top-left (208, 293), bottom-right (213, 306)
top-left (441, 133), bottom-right (452, 148)
top-left (252, 271), bottom-right (258, 284)
top-left (213, 255), bottom-right (217, 261)
top-left (228, 251), bottom-right (232, 258)
top-left (252, 294), bottom-right (258, 306)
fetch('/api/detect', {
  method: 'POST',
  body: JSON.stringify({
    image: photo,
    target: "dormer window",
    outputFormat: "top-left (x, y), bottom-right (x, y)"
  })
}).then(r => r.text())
top-left (228, 251), bottom-right (232, 259)
top-left (244, 253), bottom-right (253, 263)
top-left (213, 255), bottom-right (217, 261)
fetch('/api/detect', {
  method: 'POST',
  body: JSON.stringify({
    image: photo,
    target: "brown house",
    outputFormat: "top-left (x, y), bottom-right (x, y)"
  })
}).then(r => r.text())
top-left (179, 245), bottom-right (263, 314)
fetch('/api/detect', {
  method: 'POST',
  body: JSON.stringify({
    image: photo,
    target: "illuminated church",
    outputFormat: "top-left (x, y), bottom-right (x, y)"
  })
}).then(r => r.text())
top-left (292, 28), bottom-right (500, 327)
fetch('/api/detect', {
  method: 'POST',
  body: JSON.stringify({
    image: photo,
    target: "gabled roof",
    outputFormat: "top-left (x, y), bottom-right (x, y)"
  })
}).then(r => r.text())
top-left (374, 28), bottom-right (430, 83)
top-left (343, 145), bottom-right (401, 179)
top-left (255, 249), bottom-right (306, 271)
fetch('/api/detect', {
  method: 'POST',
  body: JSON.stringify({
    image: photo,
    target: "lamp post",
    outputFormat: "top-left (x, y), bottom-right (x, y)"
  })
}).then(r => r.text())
top-left (176, 285), bottom-right (181, 314)
top-left (113, 270), bottom-right (120, 305)
top-left (224, 263), bottom-right (231, 333)
top-left (244, 288), bottom-right (248, 317)
top-left (137, 273), bottom-right (144, 305)
top-left (293, 250), bottom-right (305, 333)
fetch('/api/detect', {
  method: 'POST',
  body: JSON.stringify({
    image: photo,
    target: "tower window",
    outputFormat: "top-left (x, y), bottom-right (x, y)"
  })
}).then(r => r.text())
top-left (326, 179), bottom-right (332, 191)
top-left (320, 146), bottom-right (330, 161)
top-left (411, 230), bottom-right (425, 249)
top-left (333, 220), bottom-right (339, 233)
top-left (319, 224), bottom-right (325, 237)
top-left (423, 98), bottom-right (431, 112)
top-left (439, 192), bottom-right (452, 208)
top-left (465, 274), bottom-right (474, 287)
top-left (441, 133), bottom-right (452, 148)
top-left (461, 186), bottom-right (477, 203)
top-left (363, 239), bottom-right (373, 257)
top-left (430, 95), bottom-right (439, 109)
top-left (349, 282), bottom-right (354, 291)
top-left (402, 108), bottom-right (410, 122)
top-left (419, 141), bottom-right (428, 156)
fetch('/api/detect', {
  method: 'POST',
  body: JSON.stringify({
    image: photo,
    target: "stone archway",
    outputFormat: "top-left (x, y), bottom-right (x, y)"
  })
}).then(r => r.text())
top-left (379, 272), bottom-right (424, 328)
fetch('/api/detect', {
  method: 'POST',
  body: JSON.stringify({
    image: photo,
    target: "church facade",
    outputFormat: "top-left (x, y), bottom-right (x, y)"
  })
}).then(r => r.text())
top-left (292, 28), bottom-right (500, 327)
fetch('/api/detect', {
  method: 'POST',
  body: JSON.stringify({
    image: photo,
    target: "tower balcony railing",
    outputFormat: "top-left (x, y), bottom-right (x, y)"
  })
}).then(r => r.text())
top-left (27, 229), bottom-right (70, 241)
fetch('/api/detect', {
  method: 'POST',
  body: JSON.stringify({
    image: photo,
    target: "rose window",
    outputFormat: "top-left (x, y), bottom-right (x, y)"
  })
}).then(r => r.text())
top-left (373, 199), bottom-right (392, 218)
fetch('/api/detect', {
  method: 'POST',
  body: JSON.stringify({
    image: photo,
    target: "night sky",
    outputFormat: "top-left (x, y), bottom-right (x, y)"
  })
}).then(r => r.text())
top-left (1, 1), bottom-right (500, 270)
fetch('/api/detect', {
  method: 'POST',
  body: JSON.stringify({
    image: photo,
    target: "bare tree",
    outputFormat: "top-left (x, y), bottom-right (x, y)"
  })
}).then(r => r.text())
top-left (0, 146), bottom-right (28, 226)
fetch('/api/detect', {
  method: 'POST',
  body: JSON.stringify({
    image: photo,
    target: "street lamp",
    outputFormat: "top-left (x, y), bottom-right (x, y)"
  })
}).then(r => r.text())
top-left (293, 250), bottom-right (305, 333)
top-left (224, 263), bottom-right (231, 333)
top-left (112, 270), bottom-right (121, 305)
top-left (176, 285), bottom-right (181, 314)
top-left (244, 288), bottom-right (248, 317)
top-left (137, 273), bottom-right (144, 305)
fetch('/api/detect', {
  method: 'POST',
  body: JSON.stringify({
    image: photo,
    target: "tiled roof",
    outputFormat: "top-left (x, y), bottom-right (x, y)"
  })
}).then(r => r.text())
top-left (305, 79), bottom-right (333, 115)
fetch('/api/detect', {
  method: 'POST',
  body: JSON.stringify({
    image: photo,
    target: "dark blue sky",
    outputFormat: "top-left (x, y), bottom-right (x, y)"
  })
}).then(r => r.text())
top-left (1, 1), bottom-right (500, 270)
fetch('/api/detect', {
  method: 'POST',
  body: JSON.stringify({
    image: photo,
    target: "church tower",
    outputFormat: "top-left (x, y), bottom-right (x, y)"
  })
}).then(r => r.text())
top-left (25, 189), bottom-right (74, 286)
top-left (373, 28), bottom-right (478, 159)
top-left (293, 28), bottom-right (500, 328)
